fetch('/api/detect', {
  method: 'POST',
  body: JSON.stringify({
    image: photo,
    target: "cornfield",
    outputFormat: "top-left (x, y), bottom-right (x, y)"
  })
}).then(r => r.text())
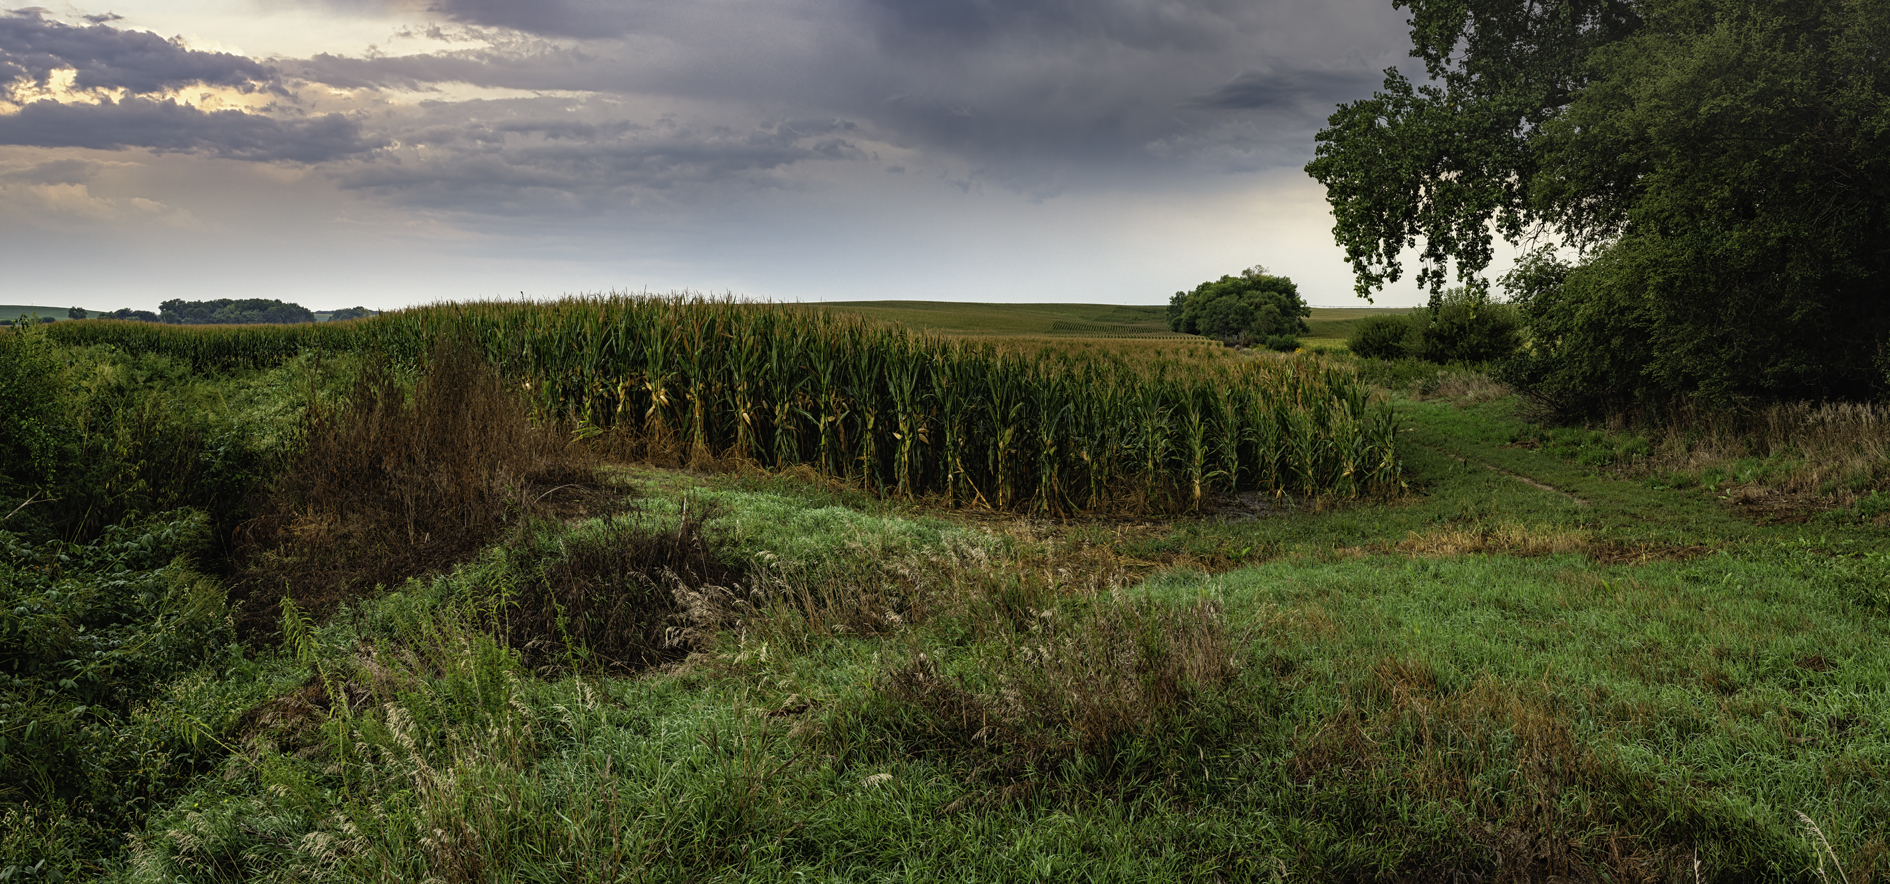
top-left (48, 294), bottom-right (1403, 512)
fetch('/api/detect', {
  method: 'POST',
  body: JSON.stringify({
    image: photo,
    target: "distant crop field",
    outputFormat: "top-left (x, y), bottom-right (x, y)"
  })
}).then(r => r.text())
top-left (811, 300), bottom-right (1188, 338)
top-left (49, 294), bottom-right (1404, 511)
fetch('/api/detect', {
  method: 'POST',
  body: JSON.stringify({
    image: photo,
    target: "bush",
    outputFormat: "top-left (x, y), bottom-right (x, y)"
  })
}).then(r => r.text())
top-left (1411, 287), bottom-right (1522, 365)
top-left (1166, 266), bottom-right (1311, 349)
top-left (1347, 315), bottom-right (1415, 360)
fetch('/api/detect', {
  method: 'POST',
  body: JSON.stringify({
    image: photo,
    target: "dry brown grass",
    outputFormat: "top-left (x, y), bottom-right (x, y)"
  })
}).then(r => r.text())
top-left (501, 502), bottom-right (757, 673)
top-left (1396, 520), bottom-right (1591, 557)
top-left (1393, 520), bottom-right (1713, 564)
top-left (1629, 400), bottom-right (1890, 507)
top-left (1425, 369), bottom-right (1514, 407)
top-left (233, 338), bottom-right (605, 637)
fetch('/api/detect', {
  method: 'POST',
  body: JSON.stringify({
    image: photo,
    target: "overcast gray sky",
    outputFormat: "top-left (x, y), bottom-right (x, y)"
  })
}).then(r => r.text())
top-left (0, 0), bottom-right (1455, 311)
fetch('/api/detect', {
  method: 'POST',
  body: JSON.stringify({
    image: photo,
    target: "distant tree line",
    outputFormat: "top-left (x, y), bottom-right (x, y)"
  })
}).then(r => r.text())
top-left (158, 299), bottom-right (317, 325)
top-left (8, 302), bottom-right (381, 326)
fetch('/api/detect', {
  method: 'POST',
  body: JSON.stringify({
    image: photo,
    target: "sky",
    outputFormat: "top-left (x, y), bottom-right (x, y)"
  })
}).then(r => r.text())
top-left (0, 0), bottom-right (1461, 311)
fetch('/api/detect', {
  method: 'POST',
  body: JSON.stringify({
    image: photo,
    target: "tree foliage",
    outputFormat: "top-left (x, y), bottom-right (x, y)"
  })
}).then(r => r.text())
top-left (1166, 267), bottom-right (1311, 350)
top-left (158, 299), bottom-right (316, 325)
top-left (326, 306), bottom-right (378, 322)
top-left (1347, 314), bottom-right (1416, 361)
top-left (1308, 0), bottom-right (1890, 412)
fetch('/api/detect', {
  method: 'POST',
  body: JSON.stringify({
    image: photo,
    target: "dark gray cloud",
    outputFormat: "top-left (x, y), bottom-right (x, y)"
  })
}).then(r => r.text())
top-left (857, 0), bottom-right (1252, 51)
top-left (338, 106), bottom-right (865, 213)
top-left (421, 0), bottom-right (647, 40)
top-left (0, 0), bottom-right (1415, 223)
top-left (0, 8), bottom-right (279, 95)
top-left (1191, 67), bottom-right (1382, 111)
top-left (0, 97), bottom-right (384, 162)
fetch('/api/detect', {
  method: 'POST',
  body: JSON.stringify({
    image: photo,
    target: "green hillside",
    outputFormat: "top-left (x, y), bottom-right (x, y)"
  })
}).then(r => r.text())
top-left (812, 299), bottom-right (1427, 348)
top-left (1, 305), bottom-right (92, 321)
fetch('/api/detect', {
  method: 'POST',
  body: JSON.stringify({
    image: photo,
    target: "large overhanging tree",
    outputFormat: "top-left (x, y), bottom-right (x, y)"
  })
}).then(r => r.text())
top-left (1307, 0), bottom-right (1890, 415)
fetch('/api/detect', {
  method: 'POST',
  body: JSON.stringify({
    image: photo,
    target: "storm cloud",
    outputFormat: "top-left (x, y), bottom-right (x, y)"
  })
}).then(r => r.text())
top-left (0, 0), bottom-right (1446, 310)
top-left (0, 97), bottom-right (383, 162)
top-left (1192, 67), bottom-right (1383, 111)
top-left (0, 8), bottom-right (277, 95)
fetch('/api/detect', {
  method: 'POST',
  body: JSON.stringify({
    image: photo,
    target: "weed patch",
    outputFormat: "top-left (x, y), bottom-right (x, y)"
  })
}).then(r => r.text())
top-left (842, 594), bottom-right (1246, 793)
top-left (233, 339), bottom-right (602, 636)
top-left (500, 503), bottom-right (754, 673)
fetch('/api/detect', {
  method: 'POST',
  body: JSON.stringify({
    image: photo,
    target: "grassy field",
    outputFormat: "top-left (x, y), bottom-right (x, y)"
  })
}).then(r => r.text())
top-left (0, 305), bottom-right (89, 322)
top-left (4, 304), bottom-right (1887, 882)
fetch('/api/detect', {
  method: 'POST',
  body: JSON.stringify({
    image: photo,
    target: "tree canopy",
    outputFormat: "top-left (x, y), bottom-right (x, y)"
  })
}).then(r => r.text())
top-left (1166, 267), bottom-right (1311, 350)
top-left (158, 299), bottom-right (317, 325)
top-left (1307, 0), bottom-right (1890, 412)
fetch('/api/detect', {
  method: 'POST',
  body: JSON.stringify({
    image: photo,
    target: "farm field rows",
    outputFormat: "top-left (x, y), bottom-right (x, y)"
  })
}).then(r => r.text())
top-left (2, 299), bottom-right (1886, 882)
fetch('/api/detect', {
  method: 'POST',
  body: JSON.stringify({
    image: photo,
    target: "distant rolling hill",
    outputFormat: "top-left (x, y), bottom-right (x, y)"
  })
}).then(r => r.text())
top-left (812, 299), bottom-right (1424, 346)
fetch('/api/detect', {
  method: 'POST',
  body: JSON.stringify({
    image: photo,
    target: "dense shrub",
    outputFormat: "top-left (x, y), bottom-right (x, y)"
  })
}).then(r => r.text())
top-left (1347, 315), bottom-right (1415, 360)
top-left (1503, 237), bottom-right (1890, 420)
top-left (1410, 287), bottom-right (1523, 365)
top-left (2, 332), bottom-right (280, 544)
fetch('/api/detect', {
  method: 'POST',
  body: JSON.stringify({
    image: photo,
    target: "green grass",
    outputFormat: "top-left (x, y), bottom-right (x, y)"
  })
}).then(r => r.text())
top-left (9, 335), bottom-right (1888, 882)
top-left (98, 418), bottom-right (1890, 880)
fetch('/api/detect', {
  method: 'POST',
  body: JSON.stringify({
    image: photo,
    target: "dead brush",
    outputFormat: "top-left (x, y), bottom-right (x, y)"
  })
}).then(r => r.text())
top-left (1422, 369), bottom-right (1513, 408)
top-left (865, 594), bottom-right (1243, 787)
top-left (234, 337), bottom-right (600, 637)
top-left (501, 501), bottom-right (757, 673)
top-left (1625, 399), bottom-right (1890, 506)
top-left (1396, 519), bottom-right (1590, 558)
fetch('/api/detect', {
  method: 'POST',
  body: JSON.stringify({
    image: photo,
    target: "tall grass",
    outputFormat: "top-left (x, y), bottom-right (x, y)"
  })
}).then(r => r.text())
top-left (51, 294), bottom-right (1403, 512)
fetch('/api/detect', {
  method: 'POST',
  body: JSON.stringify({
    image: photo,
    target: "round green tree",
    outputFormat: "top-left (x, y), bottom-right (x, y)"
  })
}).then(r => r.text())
top-left (1166, 266), bottom-right (1311, 351)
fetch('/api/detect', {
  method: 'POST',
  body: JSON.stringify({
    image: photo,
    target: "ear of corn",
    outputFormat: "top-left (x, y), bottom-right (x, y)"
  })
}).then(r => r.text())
top-left (48, 294), bottom-right (1405, 511)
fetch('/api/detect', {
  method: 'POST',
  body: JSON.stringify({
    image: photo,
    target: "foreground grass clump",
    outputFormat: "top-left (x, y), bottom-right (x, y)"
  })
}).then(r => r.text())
top-left (51, 293), bottom-right (1404, 512)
